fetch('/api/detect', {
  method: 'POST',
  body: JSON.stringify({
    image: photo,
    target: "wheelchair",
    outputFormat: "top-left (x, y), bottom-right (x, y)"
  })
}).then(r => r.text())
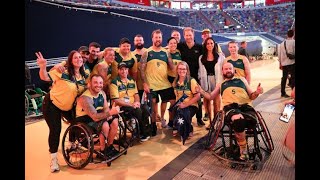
top-left (25, 85), bottom-right (47, 117)
top-left (205, 108), bottom-right (274, 170)
top-left (61, 114), bottom-right (135, 169)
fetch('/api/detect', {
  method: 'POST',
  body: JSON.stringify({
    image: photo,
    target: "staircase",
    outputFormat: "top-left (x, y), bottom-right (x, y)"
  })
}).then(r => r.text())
top-left (221, 10), bottom-right (245, 31)
top-left (197, 10), bottom-right (215, 31)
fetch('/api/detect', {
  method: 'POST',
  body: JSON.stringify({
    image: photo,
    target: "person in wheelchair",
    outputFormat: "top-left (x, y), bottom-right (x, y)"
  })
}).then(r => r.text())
top-left (109, 62), bottom-right (151, 142)
top-left (76, 74), bottom-right (121, 160)
top-left (197, 62), bottom-right (263, 160)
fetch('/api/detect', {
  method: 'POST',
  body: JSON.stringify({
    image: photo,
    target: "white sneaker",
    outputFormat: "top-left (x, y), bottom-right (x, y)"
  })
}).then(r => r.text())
top-left (161, 119), bottom-right (167, 128)
top-left (50, 153), bottom-right (60, 173)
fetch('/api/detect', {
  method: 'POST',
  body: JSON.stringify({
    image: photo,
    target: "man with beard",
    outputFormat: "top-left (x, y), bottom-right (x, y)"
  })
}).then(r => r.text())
top-left (197, 62), bottom-right (263, 160)
top-left (132, 34), bottom-right (147, 99)
top-left (133, 34), bottom-right (162, 122)
top-left (76, 74), bottom-right (121, 160)
top-left (177, 27), bottom-right (205, 126)
top-left (140, 29), bottom-right (176, 136)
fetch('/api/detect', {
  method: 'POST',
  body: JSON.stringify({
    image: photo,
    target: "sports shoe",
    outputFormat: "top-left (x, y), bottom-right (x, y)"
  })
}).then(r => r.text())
top-left (161, 118), bottom-right (167, 128)
top-left (50, 157), bottom-right (60, 173)
top-left (239, 150), bottom-right (249, 161)
top-left (107, 145), bottom-right (120, 157)
top-left (140, 135), bottom-right (150, 142)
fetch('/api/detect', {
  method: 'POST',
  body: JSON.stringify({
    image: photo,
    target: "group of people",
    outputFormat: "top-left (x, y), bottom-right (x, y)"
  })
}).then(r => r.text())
top-left (35, 27), bottom-right (295, 173)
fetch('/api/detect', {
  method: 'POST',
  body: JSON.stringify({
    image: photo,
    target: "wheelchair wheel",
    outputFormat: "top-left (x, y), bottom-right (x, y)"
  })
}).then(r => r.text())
top-left (255, 111), bottom-right (274, 152)
top-left (114, 117), bottom-right (130, 148)
top-left (205, 111), bottom-right (224, 150)
top-left (62, 122), bottom-right (94, 169)
top-left (125, 117), bottom-right (140, 146)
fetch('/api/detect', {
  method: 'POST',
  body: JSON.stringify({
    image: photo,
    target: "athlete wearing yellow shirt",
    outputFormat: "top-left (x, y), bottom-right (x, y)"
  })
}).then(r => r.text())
top-left (140, 29), bottom-right (176, 136)
top-left (109, 62), bottom-right (151, 141)
top-left (223, 41), bottom-right (251, 84)
top-left (111, 38), bottom-right (138, 81)
top-left (36, 50), bottom-right (88, 173)
top-left (76, 74), bottom-right (121, 160)
top-left (91, 47), bottom-right (116, 96)
top-left (197, 62), bottom-right (263, 161)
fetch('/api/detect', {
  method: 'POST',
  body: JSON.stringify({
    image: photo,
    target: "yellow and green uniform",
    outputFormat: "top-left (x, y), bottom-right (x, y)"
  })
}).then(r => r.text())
top-left (220, 78), bottom-right (252, 107)
top-left (174, 77), bottom-right (198, 108)
top-left (224, 55), bottom-right (247, 79)
top-left (111, 48), bottom-right (138, 79)
top-left (76, 90), bottom-right (105, 118)
top-left (48, 69), bottom-right (86, 111)
top-left (91, 59), bottom-right (112, 86)
top-left (133, 48), bottom-right (147, 91)
top-left (167, 50), bottom-right (182, 78)
top-left (109, 76), bottom-right (138, 104)
top-left (145, 47), bottom-right (171, 91)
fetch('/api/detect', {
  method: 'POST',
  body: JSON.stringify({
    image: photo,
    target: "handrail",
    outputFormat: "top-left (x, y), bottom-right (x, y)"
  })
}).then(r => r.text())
top-left (26, 57), bottom-right (67, 69)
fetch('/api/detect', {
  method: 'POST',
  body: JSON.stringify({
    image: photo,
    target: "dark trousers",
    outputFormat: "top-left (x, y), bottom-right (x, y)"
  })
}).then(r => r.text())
top-left (42, 93), bottom-right (73, 153)
top-left (281, 64), bottom-right (295, 95)
top-left (120, 106), bottom-right (151, 137)
top-left (196, 98), bottom-right (203, 120)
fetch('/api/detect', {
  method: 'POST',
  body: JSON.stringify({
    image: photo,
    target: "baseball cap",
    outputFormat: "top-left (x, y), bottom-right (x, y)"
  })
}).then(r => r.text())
top-left (118, 62), bottom-right (128, 69)
top-left (119, 37), bottom-right (131, 45)
top-left (78, 46), bottom-right (89, 53)
top-left (202, 28), bottom-right (211, 34)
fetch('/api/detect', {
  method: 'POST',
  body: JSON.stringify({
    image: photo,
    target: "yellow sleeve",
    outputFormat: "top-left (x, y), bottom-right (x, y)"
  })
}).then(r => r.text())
top-left (48, 69), bottom-right (63, 82)
top-left (131, 53), bottom-right (138, 73)
top-left (109, 82), bottom-right (119, 100)
top-left (190, 79), bottom-right (198, 95)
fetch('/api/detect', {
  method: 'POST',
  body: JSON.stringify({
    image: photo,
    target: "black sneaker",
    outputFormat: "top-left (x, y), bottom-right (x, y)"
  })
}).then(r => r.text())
top-left (197, 118), bottom-right (205, 126)
top-left (107, 145), bottom-right (120, 157)
top-left (140, 135), bottom-right (150, 142)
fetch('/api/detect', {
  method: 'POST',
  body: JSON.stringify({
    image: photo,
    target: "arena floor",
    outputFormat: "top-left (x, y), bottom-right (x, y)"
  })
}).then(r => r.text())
top-left (25, 57), bottom-right (295, 180)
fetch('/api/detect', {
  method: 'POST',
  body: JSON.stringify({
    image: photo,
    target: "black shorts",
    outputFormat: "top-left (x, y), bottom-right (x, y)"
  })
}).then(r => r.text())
top-left (223, 103), bottom-right (257, 128)
top-left (151, 87), bottom-right (176, 103)
top-left (76, 115), bottom-right (118, 133)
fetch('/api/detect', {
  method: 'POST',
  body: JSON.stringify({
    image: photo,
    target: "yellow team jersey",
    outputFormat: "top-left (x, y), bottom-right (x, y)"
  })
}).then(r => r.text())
top-left (220, 78), bottom-right (252, 107)
top-left (109, 76), bottom-right (138, 104)
top-left (76, 90), bottom-right (105, 118)
top-left (145, 47), bottom-right (172, 91)
top-left (167, 50), bottom-right (182, 78)
top-left (111, 48), bottom-right (138, 80)
top-left (224, 55), bottom-right (247, 79)
top-left (91, 59), bottom-right (112, 86)
top-left (48, 69), bottom-right (86, 111)
top-left (133, 48), bottom-right (147, 90)
top-left (174, 78), bottom-right (198, 108)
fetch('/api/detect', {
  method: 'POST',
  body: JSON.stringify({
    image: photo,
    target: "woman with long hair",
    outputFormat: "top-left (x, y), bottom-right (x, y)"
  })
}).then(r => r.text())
top-left (198, 37), bottom-right (225, 128)
top-left (36, 50), bottom-right (88, 173)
